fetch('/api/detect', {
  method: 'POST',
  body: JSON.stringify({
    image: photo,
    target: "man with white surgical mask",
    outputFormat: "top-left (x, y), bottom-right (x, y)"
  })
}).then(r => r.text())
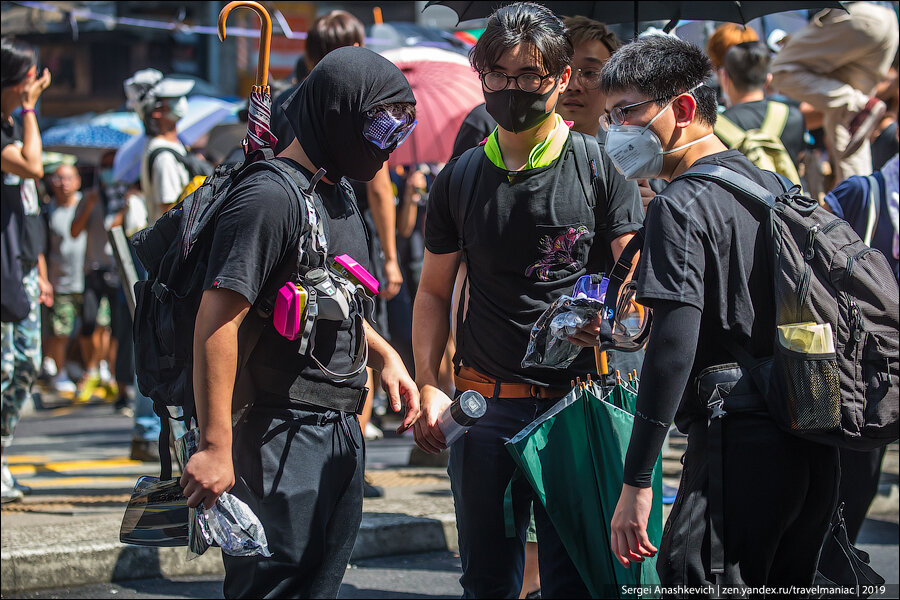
top-left (571, 35), bottom-right (840, 589)
top-left (133, 71), bottom-right (194, 226)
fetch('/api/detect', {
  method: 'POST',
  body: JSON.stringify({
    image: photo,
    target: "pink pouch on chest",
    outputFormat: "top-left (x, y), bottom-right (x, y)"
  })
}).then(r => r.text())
top-left (273, 282), bottom-right (307, 341)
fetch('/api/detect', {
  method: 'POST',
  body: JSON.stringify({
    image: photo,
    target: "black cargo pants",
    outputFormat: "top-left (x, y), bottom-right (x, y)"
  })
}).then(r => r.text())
top-left (223, 400), bottom-right (364, 599)
top-left (657, 414), bottom-right (839, 593)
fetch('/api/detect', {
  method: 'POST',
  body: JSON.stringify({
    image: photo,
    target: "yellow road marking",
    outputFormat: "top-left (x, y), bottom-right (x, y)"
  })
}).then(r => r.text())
top-left (9, 458), bottom-right (145, 475)
top-left (21, 476), bottom-right (139, 488)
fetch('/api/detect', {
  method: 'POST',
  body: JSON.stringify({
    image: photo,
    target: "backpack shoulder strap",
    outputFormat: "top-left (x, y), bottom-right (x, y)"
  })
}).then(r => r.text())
top-left (148, 145), bottom-right (190, 174)
top-left (449, 146), bottom-right (483, 250)
top-left (673, 164), bottom-right (785, 210)
top-left (569, 132), bottom-right (606, 212)
top-left (713, 114), bottom-right (746, 148)
top-left (761, 102), bottom-right (790, 139)
top-left (863, 174), bottom-right (881, 246)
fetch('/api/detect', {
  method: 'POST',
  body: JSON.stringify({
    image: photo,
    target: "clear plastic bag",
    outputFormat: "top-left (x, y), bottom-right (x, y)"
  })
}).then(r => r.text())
top-left (176, 428), bottom-right (272, 559)
top-left (197, 493), bottom-right (273, 557)
top-left (522, 295), bottom-right (604, 369)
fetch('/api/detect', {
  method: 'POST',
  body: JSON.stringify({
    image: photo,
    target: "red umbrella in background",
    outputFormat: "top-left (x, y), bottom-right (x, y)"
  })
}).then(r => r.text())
top-left (380, 46), bottom-right (484, 167)
top-left (218, 1), bottom-right (277, 160)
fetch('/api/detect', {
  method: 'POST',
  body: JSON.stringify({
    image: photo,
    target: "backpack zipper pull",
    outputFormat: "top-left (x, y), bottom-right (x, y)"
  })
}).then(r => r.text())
top-left (849, 302), bottom-right (863, 344)
top-left (805, 224), bottom-right (819, 260)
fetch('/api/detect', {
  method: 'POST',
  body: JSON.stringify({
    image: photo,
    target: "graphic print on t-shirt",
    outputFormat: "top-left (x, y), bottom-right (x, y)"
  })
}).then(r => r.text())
top-left (525, 225), bottom-right (589, 281)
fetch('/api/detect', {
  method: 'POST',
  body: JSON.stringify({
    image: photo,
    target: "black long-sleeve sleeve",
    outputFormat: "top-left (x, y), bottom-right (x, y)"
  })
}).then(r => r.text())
top-left (622, 300), bottom-right (702, 487)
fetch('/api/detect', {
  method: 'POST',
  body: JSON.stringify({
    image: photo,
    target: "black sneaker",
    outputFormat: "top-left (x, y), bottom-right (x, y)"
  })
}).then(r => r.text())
top-left (363, 477), bottom-right (384, 498)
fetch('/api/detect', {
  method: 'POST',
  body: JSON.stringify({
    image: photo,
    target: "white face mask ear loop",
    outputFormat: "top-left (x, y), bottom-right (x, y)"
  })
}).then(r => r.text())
top-left (658, 82), bottom-right (713, 155)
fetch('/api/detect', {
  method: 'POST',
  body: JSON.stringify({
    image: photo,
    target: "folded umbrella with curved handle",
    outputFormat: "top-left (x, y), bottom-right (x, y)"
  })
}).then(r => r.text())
top-left (219, 1), bottom-right (277, 158)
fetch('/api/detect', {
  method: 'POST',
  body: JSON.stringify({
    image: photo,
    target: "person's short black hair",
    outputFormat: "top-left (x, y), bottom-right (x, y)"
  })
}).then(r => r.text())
top-left (1, 37), bottom-right (36, 89)
top-left (723, 41), bottom-right (771, 93)
top-left (600, 36), bottom-right (718, 127)
top-left (305, 10), bottom-right (365, 68)
top-left (369, 102), bottom-right (416, 124)
top-left (470, 2), bottom-right (573, 78)
top-left (294, 53), bottom-right (309, 83)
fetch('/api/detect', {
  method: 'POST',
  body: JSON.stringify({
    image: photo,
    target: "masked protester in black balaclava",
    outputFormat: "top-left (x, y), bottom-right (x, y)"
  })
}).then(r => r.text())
top-left (180, 45), bottom-right (421, 600)
top-left (282, 46), bottom-right (416, 182)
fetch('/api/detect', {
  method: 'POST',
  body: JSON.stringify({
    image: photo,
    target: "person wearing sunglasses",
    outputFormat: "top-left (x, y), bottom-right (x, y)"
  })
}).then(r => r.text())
top-left (577, 34), bottom-right (839, 591)
top-left (179, 47), bottom-right (420, 599)
top-left (412, 3), bottom-right (643, 598)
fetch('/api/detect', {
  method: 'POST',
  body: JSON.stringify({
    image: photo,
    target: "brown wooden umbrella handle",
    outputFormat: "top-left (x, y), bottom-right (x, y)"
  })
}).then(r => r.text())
top-left (218, 1), bottom-right (272, 92)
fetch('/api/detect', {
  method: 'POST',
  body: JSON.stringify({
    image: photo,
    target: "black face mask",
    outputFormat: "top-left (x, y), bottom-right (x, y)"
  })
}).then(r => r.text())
top-left (484, 84), bottom-right (557, 134)
top-left (282, 47), bottom-right (415, 183)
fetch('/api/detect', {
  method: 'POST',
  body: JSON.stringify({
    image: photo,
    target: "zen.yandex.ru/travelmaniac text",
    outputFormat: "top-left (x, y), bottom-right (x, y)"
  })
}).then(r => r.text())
top-left (619, 584), bottom-right (890, 597)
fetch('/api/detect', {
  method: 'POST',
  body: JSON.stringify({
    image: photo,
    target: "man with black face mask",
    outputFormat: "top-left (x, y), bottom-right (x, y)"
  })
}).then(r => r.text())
top-left (412, 3), bottom-right (643, 597)
top-left (178, 47), bottom-right (420, 599)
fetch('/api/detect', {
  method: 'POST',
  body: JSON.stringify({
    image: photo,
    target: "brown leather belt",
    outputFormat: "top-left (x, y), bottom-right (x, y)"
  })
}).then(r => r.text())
top-left (454, 366), bottom-right (569, 400)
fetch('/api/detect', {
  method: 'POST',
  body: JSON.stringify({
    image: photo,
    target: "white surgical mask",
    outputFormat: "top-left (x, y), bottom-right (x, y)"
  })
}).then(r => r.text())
top-left (168, 96), bottom-right (188, 121)
top-left (605, 84), bottom-right (714, 180)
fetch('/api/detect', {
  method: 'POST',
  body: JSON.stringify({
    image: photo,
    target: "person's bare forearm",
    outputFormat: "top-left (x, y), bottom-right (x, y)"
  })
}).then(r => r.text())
top-left (367, 167), bottom-right (398, 263)
top-left (19, 109), bottom-right (43, 178)
top-left (37, 253), bottom-right (48, 281)
top-left (365, 320), bottom-right (400, 372)
top-left (192, 290), bottom-right (249, 451)
top-left (70, 192), bottom-right (97, 238)
top-left (412, 290), bottom-right (452, 388)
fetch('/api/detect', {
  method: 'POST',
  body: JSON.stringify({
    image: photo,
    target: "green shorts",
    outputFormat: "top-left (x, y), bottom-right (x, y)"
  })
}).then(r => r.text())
top-left (50, 293), bottom-right (83, 337)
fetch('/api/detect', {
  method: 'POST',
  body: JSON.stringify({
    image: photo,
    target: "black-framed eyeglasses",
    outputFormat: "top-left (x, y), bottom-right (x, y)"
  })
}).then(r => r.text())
top-left (480, 71), bottom-right (555, 93)
top-left (600, 97), bottom-right (668, 129)
top-left (572, 68), bottom-right (603, 90)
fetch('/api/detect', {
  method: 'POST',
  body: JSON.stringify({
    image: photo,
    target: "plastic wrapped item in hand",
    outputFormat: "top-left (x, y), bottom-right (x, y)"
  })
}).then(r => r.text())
top-left (197, 492), bottom-right (273, 557)
top-left (176, 428), bottom-right (272, 559)
top-left (522, 295), bottom-right (604, 369)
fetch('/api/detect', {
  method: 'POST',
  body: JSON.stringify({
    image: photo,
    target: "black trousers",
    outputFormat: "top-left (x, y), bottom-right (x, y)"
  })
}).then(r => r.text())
top-left (658, 414), bottom-right (839, 593)
top-left (223, 401), bottom-right (364, 599)
top-left (838, 446), bottom-right (887, 544)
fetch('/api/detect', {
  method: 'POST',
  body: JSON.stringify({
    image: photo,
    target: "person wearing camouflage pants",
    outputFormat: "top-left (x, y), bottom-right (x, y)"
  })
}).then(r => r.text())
top-left (1, 264), bottom-right (41, 502)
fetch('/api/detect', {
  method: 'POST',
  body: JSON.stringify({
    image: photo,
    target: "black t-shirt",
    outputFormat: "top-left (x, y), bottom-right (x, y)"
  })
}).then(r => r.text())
top-left (1, 119), bottom-right (24, 237)
top-left (203, 158), bottom-right (371, 393)
top-left (426, 133), bottom-right (643, 388)
top-left (872, 121), bottom-right (898, 171)
top-left (722, 99), bottom-right (807, 166)
top-left (1, 119), bottom-right (45, 266)
top-left (450, 103), bottom-right (496, 161)
top-left (637, 149), bottom-right (779, 428)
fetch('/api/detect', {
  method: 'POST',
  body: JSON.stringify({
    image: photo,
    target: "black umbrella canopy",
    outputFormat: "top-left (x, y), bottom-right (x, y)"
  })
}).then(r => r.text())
top-left (427, 1), bottom-right (845, 37)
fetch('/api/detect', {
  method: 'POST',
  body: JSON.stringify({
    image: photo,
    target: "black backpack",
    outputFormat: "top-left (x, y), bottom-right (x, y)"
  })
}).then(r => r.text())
top-left (130, 152), bottom-right (337, 479)
top-left (673, 165), bottom-right (899, 451)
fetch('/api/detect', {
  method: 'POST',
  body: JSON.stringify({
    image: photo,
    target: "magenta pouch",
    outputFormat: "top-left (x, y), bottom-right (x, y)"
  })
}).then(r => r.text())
top-left (273, 282), bottom-right (307, 341)
top-left (333, 254), bottom-right (379, 296)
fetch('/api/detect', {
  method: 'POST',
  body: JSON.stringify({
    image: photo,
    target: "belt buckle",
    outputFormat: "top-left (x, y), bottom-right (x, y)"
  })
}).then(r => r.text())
top-left (529, 385), bottom-right (542, 399)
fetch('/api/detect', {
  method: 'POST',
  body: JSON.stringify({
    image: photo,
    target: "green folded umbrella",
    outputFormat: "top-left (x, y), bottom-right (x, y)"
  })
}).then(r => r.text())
top-left (506, 381), bottom-right (662, 598)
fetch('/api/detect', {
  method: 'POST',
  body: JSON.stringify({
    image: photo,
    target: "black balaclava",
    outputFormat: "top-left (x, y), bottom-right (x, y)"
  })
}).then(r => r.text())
top-left (282, 46), bottom-right (415, 182)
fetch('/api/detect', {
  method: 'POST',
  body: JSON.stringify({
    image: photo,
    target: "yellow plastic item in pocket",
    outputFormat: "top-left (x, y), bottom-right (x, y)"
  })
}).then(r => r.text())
top-left (777, 322), bottom-right (835, 354)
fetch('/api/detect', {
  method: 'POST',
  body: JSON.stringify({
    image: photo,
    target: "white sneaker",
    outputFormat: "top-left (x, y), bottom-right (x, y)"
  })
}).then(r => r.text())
top-left (365, 422), bottom-right (384, 440)
top-left (99, 360), bottom-right (112, 384)
top-left (42, 357), bottom-right (58, 379)
top-left (1, 477), bottom-right (23, 504)
top-left (53, 375), bottom-right (77, 395)
top-left (0, 459), bottom-right (13, 489)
